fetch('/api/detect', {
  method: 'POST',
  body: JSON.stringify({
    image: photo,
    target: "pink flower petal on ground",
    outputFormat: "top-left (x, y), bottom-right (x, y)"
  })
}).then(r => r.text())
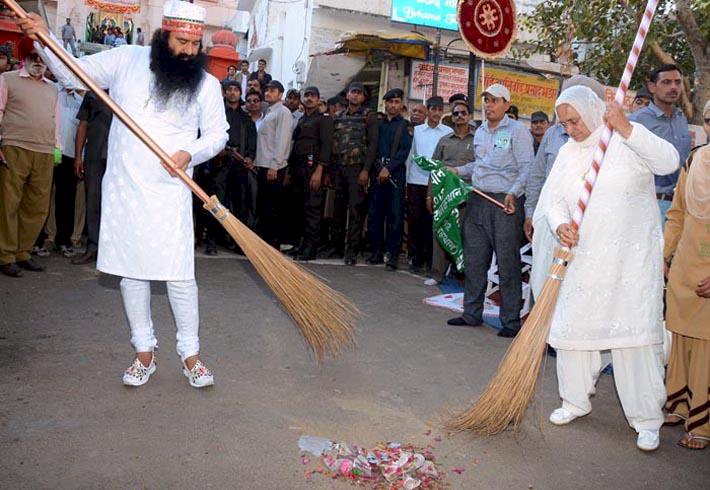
top-left (452, 467), bottom-right (465, 475)
top-left (301, 457), bottom-right (310, 465)
top-left (424, 429), bottom-right (432, 436)
top-left (433, 436), bottom-right (442, 442)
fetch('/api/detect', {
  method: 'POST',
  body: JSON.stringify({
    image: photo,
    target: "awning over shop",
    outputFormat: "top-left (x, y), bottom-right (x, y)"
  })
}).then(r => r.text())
top-left (323, 33), bottom-right (431, 60)
top-left (247, 46), bottom-right (273, 63)
top-left (305, 53), bottom-right (367, 99)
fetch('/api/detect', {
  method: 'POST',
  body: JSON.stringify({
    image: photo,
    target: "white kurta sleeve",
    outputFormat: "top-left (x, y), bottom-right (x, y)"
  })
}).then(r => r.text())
top-left (35, 32), bottom-right (132, 90)
top-left (546, 199), bottom-right (570, 238)
top-left (183, 76), bottom-right (229, 167)
top-left (621, 122), bottom-right (680, 176)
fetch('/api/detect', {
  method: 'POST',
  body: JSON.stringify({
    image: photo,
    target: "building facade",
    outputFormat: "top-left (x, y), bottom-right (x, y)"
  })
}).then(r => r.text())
top-left (243, 0), bottom-right (567, 119)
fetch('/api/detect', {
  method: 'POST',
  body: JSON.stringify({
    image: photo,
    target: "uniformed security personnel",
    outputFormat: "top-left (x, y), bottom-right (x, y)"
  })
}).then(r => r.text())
top-left (288, 86), bottom-right (333, 261)
top-left (367, 88), bottom-right (413, 271)
top-left (202, 79), bottom-right (257, 255)
top-left (331, 81), bottom-right (378, 265)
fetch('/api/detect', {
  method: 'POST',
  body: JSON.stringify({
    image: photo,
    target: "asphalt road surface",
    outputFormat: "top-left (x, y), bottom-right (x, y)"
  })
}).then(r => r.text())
top-left (1, 254), bottom-right (707, 488)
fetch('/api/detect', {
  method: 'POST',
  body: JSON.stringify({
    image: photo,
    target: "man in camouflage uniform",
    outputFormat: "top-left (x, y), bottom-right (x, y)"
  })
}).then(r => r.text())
top-left (331, 82), bottom-right (378, 265)
top-left (288, 86), bottom-right (333, 261)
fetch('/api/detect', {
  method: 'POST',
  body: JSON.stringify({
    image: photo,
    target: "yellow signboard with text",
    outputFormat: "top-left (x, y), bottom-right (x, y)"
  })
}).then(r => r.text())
top-left (475, 67), bottom-right (559, 119)
top-left (409, 61), bottom-right (560, 120)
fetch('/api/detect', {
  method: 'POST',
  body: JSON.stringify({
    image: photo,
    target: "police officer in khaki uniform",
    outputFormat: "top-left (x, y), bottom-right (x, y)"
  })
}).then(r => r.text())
top-left (331, 82), bottom-right (378, 265)
top-left (289, 86), bottom-right (333, 261)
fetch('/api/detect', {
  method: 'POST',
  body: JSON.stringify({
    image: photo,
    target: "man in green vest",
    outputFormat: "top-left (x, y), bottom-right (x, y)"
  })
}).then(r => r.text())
top-left (0, 37), bottom-right (58, 277)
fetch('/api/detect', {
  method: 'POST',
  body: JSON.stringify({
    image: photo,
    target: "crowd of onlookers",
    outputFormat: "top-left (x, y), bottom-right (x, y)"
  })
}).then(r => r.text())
top-left (59, 17), bottom-right (143, 57)
top-left (1, 41), bottom-right (707, 327)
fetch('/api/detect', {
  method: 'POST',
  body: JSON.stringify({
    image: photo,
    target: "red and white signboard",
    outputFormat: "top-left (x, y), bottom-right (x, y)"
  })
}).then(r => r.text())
top-left (458, 0), bottom-right (517, 59)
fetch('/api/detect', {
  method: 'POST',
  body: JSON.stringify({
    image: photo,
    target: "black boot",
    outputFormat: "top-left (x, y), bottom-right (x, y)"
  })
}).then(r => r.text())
top-left (366, 251), bottom-right (384, 265)
top-left (295, 245), bottom-right (317, 261)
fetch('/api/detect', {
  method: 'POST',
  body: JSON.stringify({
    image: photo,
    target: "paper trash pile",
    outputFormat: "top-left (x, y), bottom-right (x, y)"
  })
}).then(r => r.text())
top-left (298, 435), bottom-right (445, 489)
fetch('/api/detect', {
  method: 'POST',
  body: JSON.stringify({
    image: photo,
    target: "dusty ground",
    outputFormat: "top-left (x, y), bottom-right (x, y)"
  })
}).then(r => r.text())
top-left (1, 254), bottom-right (707, 489)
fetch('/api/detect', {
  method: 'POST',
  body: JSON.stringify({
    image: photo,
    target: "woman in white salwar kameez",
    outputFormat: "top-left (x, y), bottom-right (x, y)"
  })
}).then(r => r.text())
top-left (536, 86), bottom-right (679, 451)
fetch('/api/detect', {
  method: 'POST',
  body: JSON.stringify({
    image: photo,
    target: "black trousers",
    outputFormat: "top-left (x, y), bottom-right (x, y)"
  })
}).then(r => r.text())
top-left (368, 169), bottom-right (405, 259)
top-left (256, 166), bottom-right (286, 249)
top-left (291, 161), bottom-right (323, 252)
top-left (229, 164), bottom-right (258, 230)
top-left (203, 160), bottom-right (231, 248)
top-left (54, 155), bottom-right (78, 247)
top-left (83, 158), bottom-right (106, 252)
top-left (331, 164), bottom-right (366, 258)
top-left (406, 183), bottom-right (432, 268)
top-left (462, 192), bottom-right (523, 332)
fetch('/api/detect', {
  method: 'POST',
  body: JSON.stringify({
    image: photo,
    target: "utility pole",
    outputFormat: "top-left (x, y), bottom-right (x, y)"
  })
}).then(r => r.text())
top-left (432, 28), bottom-right (441, 97)
top-left (467, 52), bottom-right (477, 114)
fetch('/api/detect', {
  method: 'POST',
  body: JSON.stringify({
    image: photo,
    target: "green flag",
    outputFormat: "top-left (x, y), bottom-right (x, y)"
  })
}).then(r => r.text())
top-left (414, 155), bottom-right (471, 272)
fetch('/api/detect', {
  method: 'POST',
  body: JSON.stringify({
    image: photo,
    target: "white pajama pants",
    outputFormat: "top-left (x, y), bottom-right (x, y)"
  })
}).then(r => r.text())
top-left (556, 345), bottom-right (666, 432)
top-left (120, 278), bottom-right (200, 361)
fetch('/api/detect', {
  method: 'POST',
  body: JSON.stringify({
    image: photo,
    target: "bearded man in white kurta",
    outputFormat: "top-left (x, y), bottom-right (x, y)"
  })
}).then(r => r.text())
top-left (18, 1), bottom-right (229, 388)
top-left (537, 86), bottom-right (679, 451)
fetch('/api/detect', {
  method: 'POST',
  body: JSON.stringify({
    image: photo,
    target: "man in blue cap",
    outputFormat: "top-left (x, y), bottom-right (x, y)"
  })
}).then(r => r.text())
top-left (367, 88), bottom-right (413, 270)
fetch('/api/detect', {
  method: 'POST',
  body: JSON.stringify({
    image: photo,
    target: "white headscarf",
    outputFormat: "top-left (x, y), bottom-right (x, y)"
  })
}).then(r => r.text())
top-left (554, 85), bottom-right (606, 137)
top-left (561, 74), bottom-right (606, 100)
top-left (529, 86), bottom-right (607, 298)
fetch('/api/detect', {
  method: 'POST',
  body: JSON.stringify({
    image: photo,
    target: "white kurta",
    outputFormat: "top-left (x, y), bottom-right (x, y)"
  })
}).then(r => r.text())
top-left (39, 40), bottom-right (228, 280)
top-left (543, 123), bottom-right (679, 350)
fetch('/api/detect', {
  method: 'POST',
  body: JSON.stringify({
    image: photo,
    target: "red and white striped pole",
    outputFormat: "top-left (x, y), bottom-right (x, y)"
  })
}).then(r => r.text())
top-left (570, 0), bottom-right (659, 230)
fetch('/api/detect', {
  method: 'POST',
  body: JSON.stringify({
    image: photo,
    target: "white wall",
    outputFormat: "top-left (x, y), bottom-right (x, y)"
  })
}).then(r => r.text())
top-left (247, 0), bottom-right (312, 88)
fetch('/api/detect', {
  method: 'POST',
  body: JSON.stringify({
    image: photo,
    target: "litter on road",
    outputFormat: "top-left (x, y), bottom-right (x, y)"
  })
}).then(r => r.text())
top-left (298, 435), bottom-right (447, 489)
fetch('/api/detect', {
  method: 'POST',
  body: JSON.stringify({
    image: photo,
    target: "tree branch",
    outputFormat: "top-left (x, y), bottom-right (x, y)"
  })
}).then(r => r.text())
top-left (675, 0), bottom-right (708, 65)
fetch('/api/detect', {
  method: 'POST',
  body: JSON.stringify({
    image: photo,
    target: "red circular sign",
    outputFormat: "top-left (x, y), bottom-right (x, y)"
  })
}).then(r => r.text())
top-left (458, 0), bottom-right (517, 59)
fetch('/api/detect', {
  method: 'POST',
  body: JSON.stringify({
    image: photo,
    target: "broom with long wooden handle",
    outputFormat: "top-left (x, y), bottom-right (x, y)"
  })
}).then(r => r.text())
top-left (446, 0), bottom-right (660, 434)
top-left (4, 0), bottom-right (357, 363)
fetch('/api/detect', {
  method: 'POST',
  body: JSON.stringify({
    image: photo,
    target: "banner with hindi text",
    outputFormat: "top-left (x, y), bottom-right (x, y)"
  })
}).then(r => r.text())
top-left (409, 61), bottom-right (560, 120)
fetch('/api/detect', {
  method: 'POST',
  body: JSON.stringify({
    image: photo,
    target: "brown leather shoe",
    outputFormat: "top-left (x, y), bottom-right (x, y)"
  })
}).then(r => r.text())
top-left (71, 250), bottom-right (97, 265)
top-left (16, 258), bottom-right (44, 272)
top-left (0, 263), bottom-right (23, 277)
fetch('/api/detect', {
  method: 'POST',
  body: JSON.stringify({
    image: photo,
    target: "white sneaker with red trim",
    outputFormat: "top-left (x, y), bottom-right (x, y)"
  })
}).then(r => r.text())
top-left (182, 360), bottom-right (214, 388)
top-left (122, 357), bottom-right (156, 386)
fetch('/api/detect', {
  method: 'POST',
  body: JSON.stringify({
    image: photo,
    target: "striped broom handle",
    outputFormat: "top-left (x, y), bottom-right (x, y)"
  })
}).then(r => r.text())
top-left (570, 0), bottom-right (659, 231)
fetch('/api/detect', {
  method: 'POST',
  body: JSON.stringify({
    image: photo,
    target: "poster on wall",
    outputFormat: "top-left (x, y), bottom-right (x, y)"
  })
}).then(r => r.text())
top-left (409, 60), bottom-right (560, 119)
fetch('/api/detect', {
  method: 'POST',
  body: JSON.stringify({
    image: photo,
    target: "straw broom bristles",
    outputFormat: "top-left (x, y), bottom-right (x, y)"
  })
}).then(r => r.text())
top-left (205, 196), bottom-right (358, 363)
top-left (446, 247), bottom-right (574, 435)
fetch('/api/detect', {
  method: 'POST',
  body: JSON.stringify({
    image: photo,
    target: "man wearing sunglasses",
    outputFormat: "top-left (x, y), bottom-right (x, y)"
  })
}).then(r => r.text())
top-left (0, 37), bottom-right (59, 277)
top-left (427, 99), bottom-right (473, 284)
top-left (446, 84), bottom-right (534, 338)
